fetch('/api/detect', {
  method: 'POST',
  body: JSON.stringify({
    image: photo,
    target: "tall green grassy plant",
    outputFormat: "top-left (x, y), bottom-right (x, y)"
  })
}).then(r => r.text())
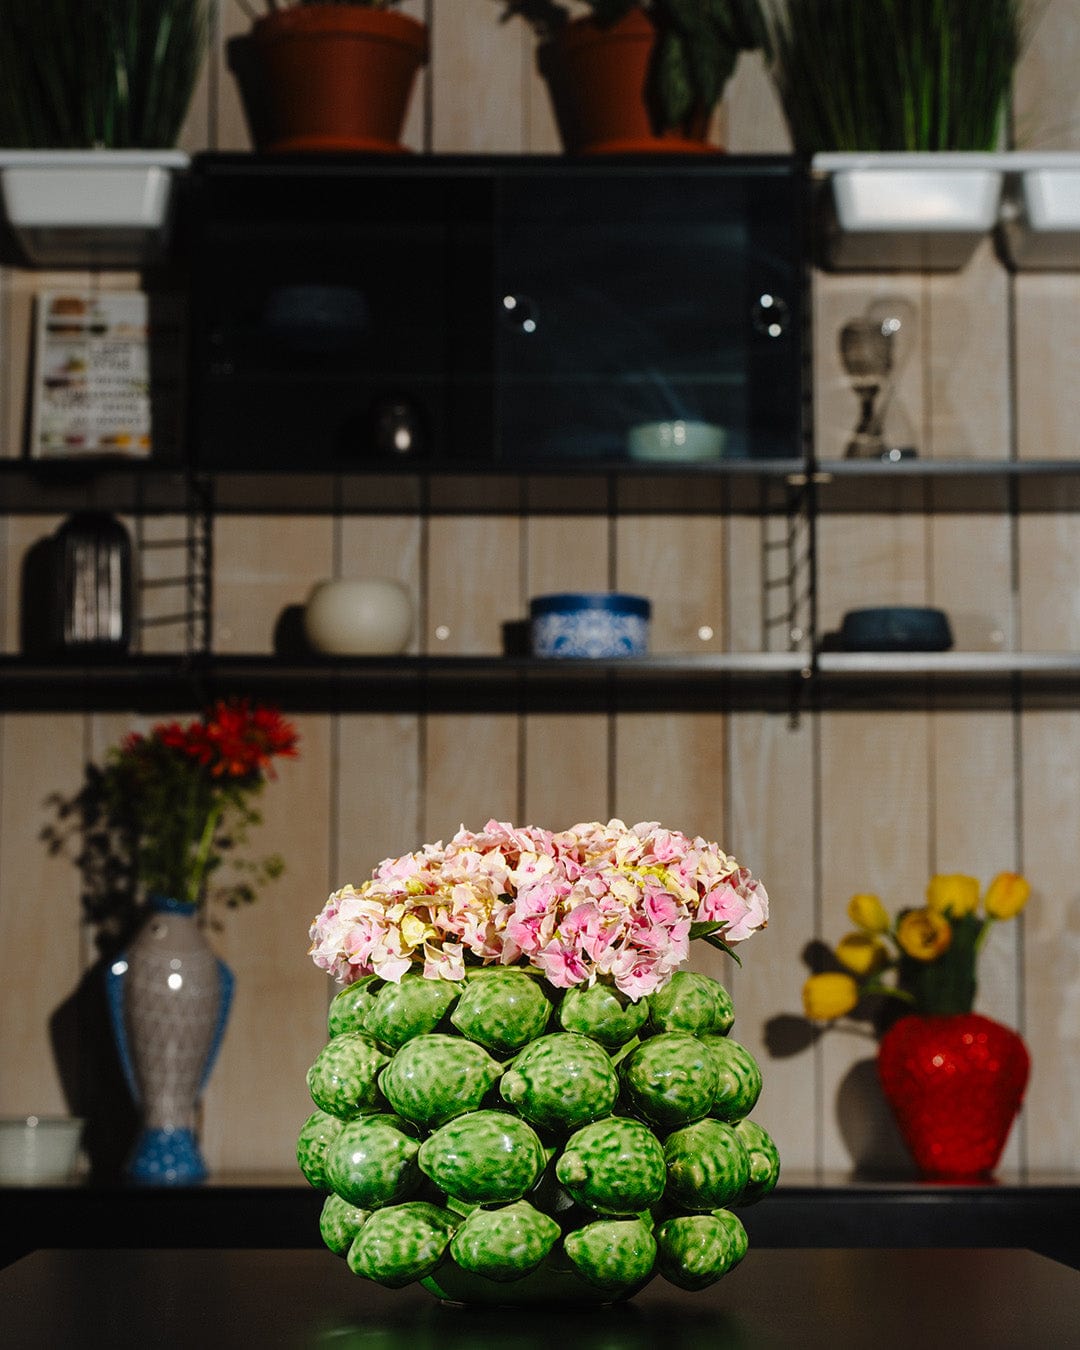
top-left (764, 0), bottom-right (1026, 153)
top-left (0, 0), bottom-right (208, 149)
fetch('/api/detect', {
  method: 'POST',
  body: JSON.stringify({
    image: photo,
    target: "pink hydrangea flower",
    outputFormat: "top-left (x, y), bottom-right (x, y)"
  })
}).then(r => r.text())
top-left (307, 817), bottom-right (767, 1000)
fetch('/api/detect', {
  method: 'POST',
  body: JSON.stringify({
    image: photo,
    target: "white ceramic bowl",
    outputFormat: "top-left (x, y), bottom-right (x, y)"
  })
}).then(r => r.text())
top-left (628, 420), bottom-right (726, 462)
top-left (303, 578), bottom-right (414, 655)
top-left (0, 1115), bottom-right (84, 1184)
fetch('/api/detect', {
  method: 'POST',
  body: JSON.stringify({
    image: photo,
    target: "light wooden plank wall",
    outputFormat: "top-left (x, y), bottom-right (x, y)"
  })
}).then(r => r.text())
top-left (1, 0), bottom-right (1079, 1178)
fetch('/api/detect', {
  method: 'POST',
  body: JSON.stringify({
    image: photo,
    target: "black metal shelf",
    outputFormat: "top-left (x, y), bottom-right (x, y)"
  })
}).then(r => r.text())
top-left (0, 458), bottom-right (807, 516)
top-left (0, 459), bottom-right (193, 515)
top-left (9, 456), bottom-right (1080, 516)
top-left (811, 650), bottom-right (1080, 711)
top-left (810, 457), bottom-right (1080, 512)
top-left (0, 652), bottom-right (811, 714)
top-left (7, 648), bottom-right (1080, 715)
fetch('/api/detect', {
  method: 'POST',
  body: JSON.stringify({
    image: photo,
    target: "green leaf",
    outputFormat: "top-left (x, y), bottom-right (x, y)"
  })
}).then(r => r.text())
top-left (702, 933), bottom-right (742, 965)
top-left (0, 0), bottom-right (207, 149)
top-left (712, 0), bottom-right (771, 54)
top-left (590, 0), bottom-right (637, 27)
top-left (655, 28), bottom-right (696, 127)
top-left (766, 0), bottom-right (1022, 154)
top-left (688, 920), bottom-right (742, 964)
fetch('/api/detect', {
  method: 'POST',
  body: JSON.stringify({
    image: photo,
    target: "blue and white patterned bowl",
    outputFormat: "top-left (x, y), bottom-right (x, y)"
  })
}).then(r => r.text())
top-left (529, 593), bottom-right (651, 659)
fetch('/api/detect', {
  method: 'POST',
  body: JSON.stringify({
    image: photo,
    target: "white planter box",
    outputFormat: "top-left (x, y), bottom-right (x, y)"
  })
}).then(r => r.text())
top-left (0, 150), bottom-right (189, 267)
top-left (999, 153), bottom-right (1080, 269)
top-left (813, 152), bottom-right (1005, 271)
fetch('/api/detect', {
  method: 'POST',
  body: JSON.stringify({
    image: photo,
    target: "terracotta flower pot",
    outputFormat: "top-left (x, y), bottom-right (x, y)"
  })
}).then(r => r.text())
top-left (877, 1012), bottom-right (1030, 1181)
top-left (539, 10), bottom-right (714, 155)
top-left (229, 5), bottom-right (428, 153)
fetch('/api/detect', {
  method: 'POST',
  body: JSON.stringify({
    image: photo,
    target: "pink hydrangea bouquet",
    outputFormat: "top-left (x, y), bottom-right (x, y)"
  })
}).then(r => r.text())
top-left (309, 818), bottom-right (768, 1000)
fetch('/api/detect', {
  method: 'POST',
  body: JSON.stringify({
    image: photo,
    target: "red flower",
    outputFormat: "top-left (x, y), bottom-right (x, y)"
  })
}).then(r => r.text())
top-left (158, 721), bottom-right (202, 759)
top-left (103, 698), bottom-right (299, 910)
top-left (116, 701), bottom-right (298, 781)
top-left (198, 699), bottom-right (298, 779)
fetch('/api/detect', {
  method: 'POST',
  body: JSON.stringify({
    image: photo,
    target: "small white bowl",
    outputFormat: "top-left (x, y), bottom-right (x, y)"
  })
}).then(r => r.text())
top-left (628, 420), bottom-right (726, 462)
top-left (303, 579), bottom-right (414, 655)
top-left (0, 1115), bottom-right (84, 1185)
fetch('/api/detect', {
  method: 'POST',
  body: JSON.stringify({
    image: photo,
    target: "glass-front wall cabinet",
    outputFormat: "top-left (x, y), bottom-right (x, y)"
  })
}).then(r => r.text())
top-left (493, 161), bottom-right (803, 467)
top-left (187, 155), bottom-right (805, 474)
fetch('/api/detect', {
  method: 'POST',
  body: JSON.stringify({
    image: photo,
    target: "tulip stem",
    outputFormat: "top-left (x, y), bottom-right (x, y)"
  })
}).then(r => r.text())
top-left (974, 917), bottom-right (994, 955)
top-left (861, 981), bottom-right (917, 1005)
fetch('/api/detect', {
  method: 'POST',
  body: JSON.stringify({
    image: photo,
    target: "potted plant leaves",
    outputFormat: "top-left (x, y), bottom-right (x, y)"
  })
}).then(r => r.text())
top-left (230, 0), bottom-right (429, 153)
top-left (0, 0), bottom-right (208, 265)
top-left (762, 0), bottom-right (1025, 154)
top-left (501, 0), bottom-right (768, 153)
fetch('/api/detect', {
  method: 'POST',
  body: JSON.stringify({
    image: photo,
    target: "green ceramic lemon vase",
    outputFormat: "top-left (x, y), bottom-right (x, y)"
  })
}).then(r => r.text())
top-left (298, 967), bottom-right (779, 1305)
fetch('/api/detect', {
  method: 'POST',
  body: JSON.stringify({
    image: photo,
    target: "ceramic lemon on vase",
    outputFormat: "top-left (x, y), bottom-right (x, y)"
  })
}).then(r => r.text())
top-left (803, 872), bottom-right (1032, 1182)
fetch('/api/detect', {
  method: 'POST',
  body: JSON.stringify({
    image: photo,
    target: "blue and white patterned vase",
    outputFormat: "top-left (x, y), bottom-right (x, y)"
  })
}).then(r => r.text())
top-left (106, 895), bottom-right (233, 1185)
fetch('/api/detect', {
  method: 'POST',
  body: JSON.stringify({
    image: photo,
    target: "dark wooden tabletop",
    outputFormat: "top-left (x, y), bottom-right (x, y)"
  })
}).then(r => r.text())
top-left (1, 1247), bottom-right (1076, 1350)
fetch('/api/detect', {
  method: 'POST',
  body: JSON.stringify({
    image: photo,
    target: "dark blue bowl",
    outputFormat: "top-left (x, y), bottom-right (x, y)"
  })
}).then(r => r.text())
top-left (839, 606), bottom-right (953, 652)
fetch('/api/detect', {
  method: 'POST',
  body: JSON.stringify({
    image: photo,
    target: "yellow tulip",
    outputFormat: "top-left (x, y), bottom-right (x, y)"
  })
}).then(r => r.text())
top-left (835, 932), bottom-right (889, 977)
top-left (802, 971), bottom-right (860, 1020)
top-left (984, 871), bottom-right (1031, 921)
top-left (846, 892), bottom-right (890, 933)
top-left (896, 907), bottom-right (952, 961)
top-left (926, 873), bottom-right (980, 917)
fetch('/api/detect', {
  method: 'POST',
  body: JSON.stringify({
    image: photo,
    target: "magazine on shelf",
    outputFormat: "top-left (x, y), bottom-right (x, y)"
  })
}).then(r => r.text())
top-left (30, 289), bottom-right (182, 460)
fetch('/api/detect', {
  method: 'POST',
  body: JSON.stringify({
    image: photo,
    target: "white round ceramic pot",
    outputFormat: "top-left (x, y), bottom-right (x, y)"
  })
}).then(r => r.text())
top-left (303, 579), bottom-right (414, 655)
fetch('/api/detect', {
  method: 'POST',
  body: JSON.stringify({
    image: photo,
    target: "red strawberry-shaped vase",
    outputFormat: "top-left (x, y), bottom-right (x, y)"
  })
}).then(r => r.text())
top-left (877, 1013), bottom-right (1030, 1182)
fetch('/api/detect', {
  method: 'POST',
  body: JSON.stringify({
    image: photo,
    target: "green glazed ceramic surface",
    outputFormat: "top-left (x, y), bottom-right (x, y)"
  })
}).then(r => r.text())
top-left (619, 1032), bottom-right (718, 1129)
top-left (306, 1032), bottom-right (390, 1120)
top-left (648, 971), bottom-right (735, 1037)
top-left (563, 1217), bottom-right (657, 1293)
top-left (556, 983), bottom-right (649, 1048)
top-left (732, 1117), bottom-right (781, 1203)
top-left (654, 1209), bottom-right (748, 1290)
top-left (662, 1118), bottom-right (751, 1210)
top-left (324, 1113), bottom-right (421, 1209)
top-left (449, 1200), bottom-right (561, 1281)
top-left (319, 1191), bottom-right (370, 1255)
top-left (301, 970), bottom-right (778, 1304)
top-left (327, 975), bottom-right (381, 1037)
top-left (421, 1257), bottom-right (628, 1307)
top-left (295, 1109), bottom-right (343, 1190)
top-left (378, 1032), bottom-right (503, 1129)
top-left (346, 1201), bottom-right (459, 1288)
top-left (702, 1035), bottom-right (764, 1122)
top-left (500, 1032), bottom-right (619, 1133)
top-left (556, 1116), bottom-right (667, 1215)
top-left (363, 973), bottom-right (460, 1049)
top-left (450, 970), bottom-right (553, 1056)
top-left (418, 1109), bottom-right (547, 1204)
